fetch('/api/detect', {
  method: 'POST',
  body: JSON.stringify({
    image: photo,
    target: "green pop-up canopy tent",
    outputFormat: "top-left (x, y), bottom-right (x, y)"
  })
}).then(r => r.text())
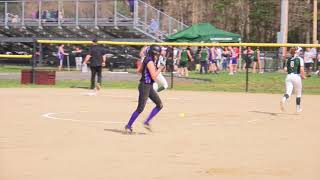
top-left (166, 23), bottom-right (241, 43)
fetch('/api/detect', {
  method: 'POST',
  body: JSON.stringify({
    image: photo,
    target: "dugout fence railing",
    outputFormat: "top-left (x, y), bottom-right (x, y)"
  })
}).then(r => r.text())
top-left (2, 40), bottom-right (320, 92)
top-left (35, 40), bottom-right (320, 92)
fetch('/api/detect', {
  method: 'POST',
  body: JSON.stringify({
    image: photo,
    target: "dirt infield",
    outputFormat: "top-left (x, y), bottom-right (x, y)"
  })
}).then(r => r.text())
top-left (1, 88), bottom-right (319, 180)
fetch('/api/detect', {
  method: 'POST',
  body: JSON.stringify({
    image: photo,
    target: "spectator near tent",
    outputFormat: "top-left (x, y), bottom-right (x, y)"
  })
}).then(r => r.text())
top-left (304, 48), bottom-right (314, 77)
top-left (252, 47), bottom-right (263, 73)
top-left (165, 46), bottom-right (174, 72)
top-left (215, 47), bottom-right (223, 70)
top-left (178, 46), bottom-right (193, 77)
top-left (228, 47), bottom-right (238, 75)
top-left (208, 47), bottom-right (219, 74)
top-left (242, 47), bottom-right (254, 71)
top-left (172, 46), bottom-right (180, 72)
top-left (197, 46), bottom-right (209, 74)
top-left (222, 47), bottom-right (230, 71)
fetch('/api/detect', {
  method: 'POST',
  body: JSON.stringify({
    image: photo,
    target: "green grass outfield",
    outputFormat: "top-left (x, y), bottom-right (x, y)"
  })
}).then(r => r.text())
top-left (0, 70), bottom-right (320, 94)
top-left (185, 71), bottom-right (320, 94)
top-left (0, 65), bottom-right (34, 72)
top-left (0, 65), bottom-right (66, 72)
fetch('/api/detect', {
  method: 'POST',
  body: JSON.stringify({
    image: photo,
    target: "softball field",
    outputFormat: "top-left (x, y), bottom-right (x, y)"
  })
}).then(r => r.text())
top-left (1, 88), bottom-right (319, 180)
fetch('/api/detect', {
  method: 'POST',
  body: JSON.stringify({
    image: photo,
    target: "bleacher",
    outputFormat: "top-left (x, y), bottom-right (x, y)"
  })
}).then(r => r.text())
top-left (0, 0), bottom-right (188, 68)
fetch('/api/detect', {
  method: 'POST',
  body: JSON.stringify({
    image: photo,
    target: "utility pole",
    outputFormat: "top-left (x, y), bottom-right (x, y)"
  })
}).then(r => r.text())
top-left (313, 0), bottom-right (318, 44)
top-left (307, 0), bottom-right (311, 44)
top-left (280, 0), bottom-right (289, 60)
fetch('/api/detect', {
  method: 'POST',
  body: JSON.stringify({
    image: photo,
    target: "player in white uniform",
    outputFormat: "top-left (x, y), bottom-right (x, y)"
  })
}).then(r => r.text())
top-left (153, 47), bottom-right (169, 92)
top-left (280, 47), bottom-right (305, 113)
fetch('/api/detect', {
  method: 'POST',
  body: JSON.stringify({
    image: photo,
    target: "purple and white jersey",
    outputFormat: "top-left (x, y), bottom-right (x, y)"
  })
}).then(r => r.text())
top-left (140, 55), bottom-right (155, 84)
top-left (57, 49), bottom-right (64, 60)
top-left (230, 49), bottom-right (236, 58)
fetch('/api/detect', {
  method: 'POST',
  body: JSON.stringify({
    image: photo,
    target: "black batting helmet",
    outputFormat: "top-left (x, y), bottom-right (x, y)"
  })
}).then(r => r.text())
top-left (148, 45), bottom-right (161, 55)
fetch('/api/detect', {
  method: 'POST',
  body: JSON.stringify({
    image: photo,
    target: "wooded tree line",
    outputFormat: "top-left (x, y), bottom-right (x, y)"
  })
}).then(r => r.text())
top-left (145, 0), bottom-right (318, 43)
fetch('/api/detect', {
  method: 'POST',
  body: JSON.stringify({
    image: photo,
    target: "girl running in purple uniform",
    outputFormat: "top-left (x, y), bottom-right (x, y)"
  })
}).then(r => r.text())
top-left (125, 45), bottom-right (164, 133)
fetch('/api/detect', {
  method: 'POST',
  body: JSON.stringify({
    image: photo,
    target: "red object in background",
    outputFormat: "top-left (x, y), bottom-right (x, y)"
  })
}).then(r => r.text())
top-left (136, 60), bottom-right (142, 70)
top-left (21, 69), bottom-right (56, 85)
top-left (35, 71), bottom-right (56, 85)
top-left (235, 47), bottom-right (240, 57)
top-left (21, 69), bottom-right (32, 84)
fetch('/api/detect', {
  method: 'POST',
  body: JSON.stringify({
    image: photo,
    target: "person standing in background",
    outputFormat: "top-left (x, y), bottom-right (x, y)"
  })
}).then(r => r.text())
top-left (209, 47), bottom-right (218, 74)
top-left (127, 0), bottom-right (135, 17)
top-left (198, 46), bottom-right (209, 74)
top-left (304, 48), bottom-right (314, 77)
top-left (57, 44), bottom-right (69, 71)
top-left (228, 47), bottom-right (238, 75)
top-left (316, 49), bottom-right (320, 76)
top-left (73, 47), bottom-right (83, 70)
top-left (215, 47), bottom-right (223, 70)
top-left (222, 47), bottom-right (230, 71)
top-left (172, 46), bottom-right (180, 72)
top-left (153, 47), bottom-right (168, 92)
top-left (242, 47), bottom-right (253, 71)
top-left (310, 47), bottom-right (317, 71)
top-left (178, 46), bottom-right (193, 77)
top-left (83, 38), bottom-right (107, 91)
top-left (252, 47), bottom-right (262, 73)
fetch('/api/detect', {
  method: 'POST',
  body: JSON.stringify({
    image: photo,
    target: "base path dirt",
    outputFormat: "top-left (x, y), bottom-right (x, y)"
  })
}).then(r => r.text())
top-left (0, 88), bottom-right (319, 180)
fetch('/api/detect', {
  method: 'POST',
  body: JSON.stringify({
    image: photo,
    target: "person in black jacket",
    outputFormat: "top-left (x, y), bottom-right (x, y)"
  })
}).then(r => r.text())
top-left (83, 38), bottom-right (107, 90)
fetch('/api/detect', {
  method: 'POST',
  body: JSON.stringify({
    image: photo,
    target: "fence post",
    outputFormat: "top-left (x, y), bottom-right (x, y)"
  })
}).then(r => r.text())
top-left (39, 43), bottom-right (43, 65)
top-left (238, 39), bottom-right (242, 68)
top-left (170, 64), bottom-right (174, 89)
top-left (124, 48), bottom-right (128, 72)
top-left (32, 39), bottom-right (37, 84)
top-left (245, 62), bottom-right (249, 92)
top-left (263, 50), bottom-right (266, 72)
top-left (67, 55), bottom-right (70, 71)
